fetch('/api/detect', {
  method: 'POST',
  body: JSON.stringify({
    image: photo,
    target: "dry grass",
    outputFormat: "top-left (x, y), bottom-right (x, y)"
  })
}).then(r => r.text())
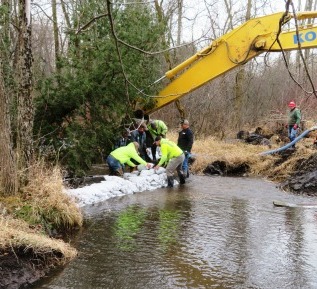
top-left (18, 162), bottom-right (83, 230)
top-left (0, 214), bottom-right (77, 264)
top-left (264, 142), bottom-right (317, 181)
top-left (0, 162), bottom-right (83, 266)
top-left (191, 137), bottom-right (265, 173)
top-left (167, 131), bottom-right (317, 182)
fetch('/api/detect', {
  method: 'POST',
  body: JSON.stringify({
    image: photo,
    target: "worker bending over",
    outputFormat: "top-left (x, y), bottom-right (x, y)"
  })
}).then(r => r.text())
top-left (145, 117), bottom-right (168, 162)
top-left (106, 142), bottom-right (152, 175)
top-left (153, 136), bottom-right (185, 187)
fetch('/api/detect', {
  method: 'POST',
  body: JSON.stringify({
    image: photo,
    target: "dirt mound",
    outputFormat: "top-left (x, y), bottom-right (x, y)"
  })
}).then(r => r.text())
top-left (280, 153), bottom-right (317, 195)
top-left (203, 160), bottom-right (250, 176)
top-left (295, 153), bottom-right (317, 173)
top-left (0, 249), bottom-right (49, 289)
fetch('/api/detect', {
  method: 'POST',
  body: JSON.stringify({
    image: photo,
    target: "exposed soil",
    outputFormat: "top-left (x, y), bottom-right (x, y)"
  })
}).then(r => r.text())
top-left (203, 150), bottom-right (317, 196)
top-left (2, 149), bottom-right (317, 288)
top-left (0, 248), bottom-right (61, 289)
top-left (280, 152), bottom-right (317, 195)
top-left (203, 160), bottom-right (250, 176)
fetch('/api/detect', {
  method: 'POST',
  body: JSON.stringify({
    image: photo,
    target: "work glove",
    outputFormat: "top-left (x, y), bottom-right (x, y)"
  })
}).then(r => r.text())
top-left (293, 124), bottom-right (298, 130)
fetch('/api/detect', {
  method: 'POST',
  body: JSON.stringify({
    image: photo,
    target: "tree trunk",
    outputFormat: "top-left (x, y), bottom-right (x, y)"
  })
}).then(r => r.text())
top-left (224, 0), bottom-right (234, 30)
top-left (16, 0), bottom-right (34, 185)
top-left (304, 0), bottom-right (313, 61)
top-left (176, 0), bottom-right (183, 46)
top-left (175, 0), bottom-right (185, 118)
top-left (0, 0), bottom-right (17, 195)
top-left (60, 0), bottom-right (71, 29)
top-left (0, 60), bottom-right (17, 196)
top-left (232, 0), bottom-right (252, 129)
top-left (52, 0), bottom-right (61, 71)
top-left (295, 0), bottom-right (302, 77)
top-left (154, 0), bottom-right (187, 117)
top-left (153, 0), bottom-right (172, 70)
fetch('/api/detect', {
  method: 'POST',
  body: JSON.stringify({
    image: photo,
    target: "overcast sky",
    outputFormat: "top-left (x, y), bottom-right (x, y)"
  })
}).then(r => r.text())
top-left (31, 0), bottom-right (312, 46)
top-left (180, 0), bottom-right (307, 44)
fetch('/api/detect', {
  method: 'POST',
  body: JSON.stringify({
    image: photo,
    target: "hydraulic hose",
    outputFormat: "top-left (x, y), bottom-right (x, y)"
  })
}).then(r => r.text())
top-left (259, 126), bottom-right (317, 156)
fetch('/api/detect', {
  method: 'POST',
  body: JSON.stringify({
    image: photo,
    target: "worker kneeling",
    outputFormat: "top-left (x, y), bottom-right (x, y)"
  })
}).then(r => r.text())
top-left (153, 136), bottom-right (186, 187)
top-left (106, 142), bottom-right (152, 175)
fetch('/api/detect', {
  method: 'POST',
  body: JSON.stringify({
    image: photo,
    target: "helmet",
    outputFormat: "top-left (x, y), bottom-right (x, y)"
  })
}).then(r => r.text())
top-left (288, 101), bottom-right (296, 108)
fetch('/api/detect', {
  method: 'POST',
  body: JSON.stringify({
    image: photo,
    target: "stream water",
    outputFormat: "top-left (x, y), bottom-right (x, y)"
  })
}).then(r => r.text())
top-left (33, 176), bottom-right (317, 289)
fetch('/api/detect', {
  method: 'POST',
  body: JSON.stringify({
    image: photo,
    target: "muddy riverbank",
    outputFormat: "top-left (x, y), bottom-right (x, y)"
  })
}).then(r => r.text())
top-left (2, 140), bottom-right (317, 289)
top-left (0, 249), bottom-right (52, 289)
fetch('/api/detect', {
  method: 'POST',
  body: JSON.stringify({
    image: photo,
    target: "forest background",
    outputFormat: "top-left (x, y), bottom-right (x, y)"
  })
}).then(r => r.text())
top-left (1, 0), bottom-right (317, 196)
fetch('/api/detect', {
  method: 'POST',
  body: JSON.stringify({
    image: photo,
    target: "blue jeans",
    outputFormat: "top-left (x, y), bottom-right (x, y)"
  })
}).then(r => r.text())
top-left (288, 125), bottom-right (298, 142)
top-left (106, 155), bottom-right (123, 173)
top-left (182, 152), bottom-right (191, 176)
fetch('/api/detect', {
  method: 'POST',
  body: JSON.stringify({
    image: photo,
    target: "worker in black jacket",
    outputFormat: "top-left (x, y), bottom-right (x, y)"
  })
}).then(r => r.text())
top-left (177, 119), bottom-right (194, 178)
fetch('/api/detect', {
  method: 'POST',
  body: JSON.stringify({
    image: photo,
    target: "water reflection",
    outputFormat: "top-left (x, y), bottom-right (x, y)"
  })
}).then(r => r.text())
top-left (33, 176), bottom-right (317, 289)
top-left (158, 209), bottom-right (182, 249)
top-left (280, 209), bottom-right (312, 288)
top-left (114, 206), bottom-right (147, 251)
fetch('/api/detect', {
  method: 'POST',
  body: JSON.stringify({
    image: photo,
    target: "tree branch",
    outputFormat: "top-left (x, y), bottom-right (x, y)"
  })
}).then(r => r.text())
top-left (75, 13), bottom-right (109, 35)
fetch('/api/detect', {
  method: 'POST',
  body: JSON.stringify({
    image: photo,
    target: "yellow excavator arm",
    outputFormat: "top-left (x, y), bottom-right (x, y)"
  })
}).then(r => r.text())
top-left (139, 11), bottom-right (317, 114)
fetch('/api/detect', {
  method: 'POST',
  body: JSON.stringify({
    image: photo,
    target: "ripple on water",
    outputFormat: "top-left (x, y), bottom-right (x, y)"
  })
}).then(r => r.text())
top-left (34, 176), bottom-right (317, 289)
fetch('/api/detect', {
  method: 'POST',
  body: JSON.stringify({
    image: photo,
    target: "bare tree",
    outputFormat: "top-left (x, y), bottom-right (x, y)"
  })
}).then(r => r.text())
top-left (232, 0), bottom-right (252, 130)
top-left (176, 0), bottom-right (183, 45)
top-left (0, 0), bottom-right (17, 195)
top-left (16, 0), bottom-right (34, 185)
top-left (154, 0), bottom-right (173, 70)
top-left (0, 60), bottom-right (17, 195)
top-left (304, 0), bottom-right (313, 70)
top-left (52, 0), bottom-right (61, 71)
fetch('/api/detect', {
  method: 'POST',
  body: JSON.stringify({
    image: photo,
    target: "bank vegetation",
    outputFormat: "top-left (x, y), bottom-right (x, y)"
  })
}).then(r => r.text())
top-left (1, 0), bottom-right (317, 288)
top-left (0, 163), bottom-right (82, 289)
top-left (167, 130), bottom-right (317, 182)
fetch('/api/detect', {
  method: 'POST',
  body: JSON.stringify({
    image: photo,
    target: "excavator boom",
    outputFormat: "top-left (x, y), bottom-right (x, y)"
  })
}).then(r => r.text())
top-left (139, 11), bottom-right (317, 114)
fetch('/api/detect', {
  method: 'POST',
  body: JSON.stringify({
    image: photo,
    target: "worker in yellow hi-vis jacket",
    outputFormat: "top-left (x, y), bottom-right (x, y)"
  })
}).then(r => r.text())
top-left (106, 142), bottom-right (152, 175)
top-left (153, 136), bottom-right (185, 187)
